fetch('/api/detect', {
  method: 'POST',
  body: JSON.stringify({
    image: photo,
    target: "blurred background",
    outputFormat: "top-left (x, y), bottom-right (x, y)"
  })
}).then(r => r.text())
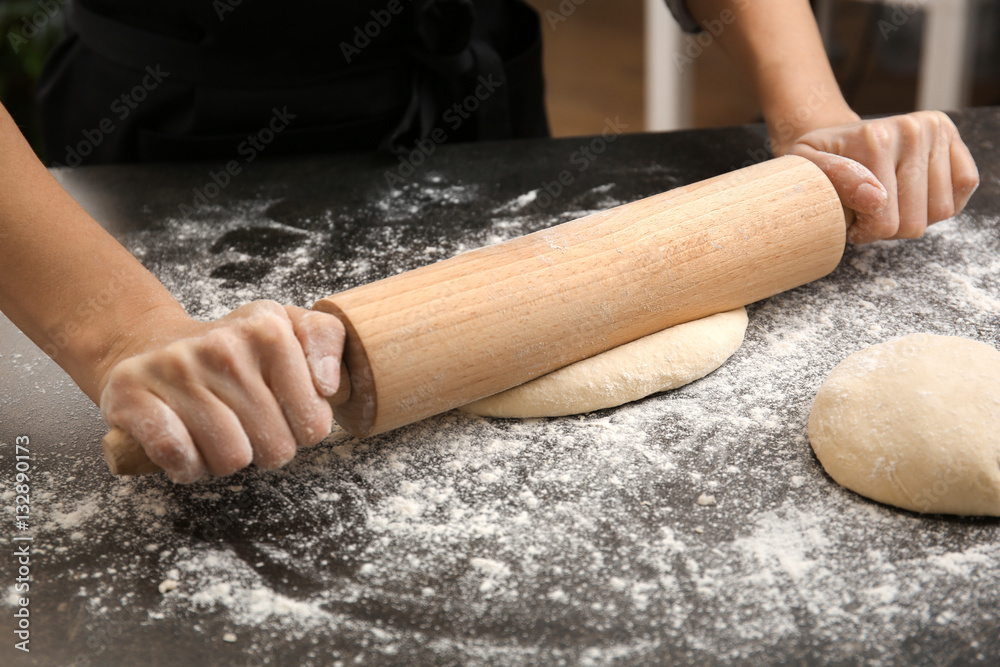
top-left (1, 0), bottom-right (998, 160)
top-left (530, 0), bottom-right (1000, 136)
top-left (0, 0), bottom-right (64, 156)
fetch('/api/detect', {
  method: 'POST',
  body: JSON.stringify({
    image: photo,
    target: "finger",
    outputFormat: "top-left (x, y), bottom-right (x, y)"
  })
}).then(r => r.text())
top-left (139, 339), bottom-right (257, 477)
top-left (163, 383), bottom-right (254, 477)
top-left (925, 124), bottom-right (956, 225)
top-left (286, 306), bottom-right (346, 397)
top-left (848, 136), bottom-right (900, 244)
top-left (949, 132), bottom-right (980, 214)
top-left (100, 361), bottom-right (208, 483)
top-left (191, 329), bottom-right (300, 470)
top-left (250, 311), bottom-right (333, 452)
top-left (104, 389), bottom-right (206, 484)
top-left (892, 160), bottom-right (929, 240)
top-left (891, 115), bottom-right (934, 239)
top-left (211, 380), bottom-right (300, 470)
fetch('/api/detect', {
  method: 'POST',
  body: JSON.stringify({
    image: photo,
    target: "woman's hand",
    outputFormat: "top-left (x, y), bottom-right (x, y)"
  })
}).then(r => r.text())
top-left (98, 301), bottom-right (345, 483)
top-left (0, 101), bottom-right (345, 483)
top-left (778, 111), bottom-right (980, 244)
top-left (678, 3), bottom-right (979, 243)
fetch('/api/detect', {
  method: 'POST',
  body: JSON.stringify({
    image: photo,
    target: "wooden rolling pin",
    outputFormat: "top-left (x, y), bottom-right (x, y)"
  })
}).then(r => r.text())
top-left (103, 155), bottom-right (846, 475)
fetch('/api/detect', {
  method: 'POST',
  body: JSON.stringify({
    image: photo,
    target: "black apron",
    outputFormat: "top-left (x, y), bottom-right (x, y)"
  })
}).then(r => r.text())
top-left (37, 0), bottom-right (549, 166)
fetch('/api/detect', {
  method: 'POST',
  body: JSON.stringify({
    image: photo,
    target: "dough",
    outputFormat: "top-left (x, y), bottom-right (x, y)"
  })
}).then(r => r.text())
top-left (808, 334), bottom-right (1000, 516)
top-left (461, 307), bottom-right (748, 418)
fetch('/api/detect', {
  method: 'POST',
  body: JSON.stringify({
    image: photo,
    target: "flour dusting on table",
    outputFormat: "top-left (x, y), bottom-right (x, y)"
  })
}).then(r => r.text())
top-left (2, 174), bottom-right (999, 664)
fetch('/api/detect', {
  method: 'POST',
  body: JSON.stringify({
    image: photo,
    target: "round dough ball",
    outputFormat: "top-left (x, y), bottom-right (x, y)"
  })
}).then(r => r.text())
top-left (808, 334), bottom-right (1000, 516)
top-left (461, 307), bottom-right (748, 418)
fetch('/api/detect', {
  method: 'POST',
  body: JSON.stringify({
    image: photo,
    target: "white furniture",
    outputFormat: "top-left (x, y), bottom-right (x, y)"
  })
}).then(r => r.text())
top-left (644, 0), bottom-right (693, 131)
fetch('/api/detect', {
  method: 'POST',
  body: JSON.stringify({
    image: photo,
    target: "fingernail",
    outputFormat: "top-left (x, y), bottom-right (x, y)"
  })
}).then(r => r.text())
top-left (315, 355), bottom-right (340, 396)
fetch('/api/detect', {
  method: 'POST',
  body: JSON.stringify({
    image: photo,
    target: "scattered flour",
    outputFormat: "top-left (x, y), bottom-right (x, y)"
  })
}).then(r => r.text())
top-left (2, 174), bottom-right (999, 664)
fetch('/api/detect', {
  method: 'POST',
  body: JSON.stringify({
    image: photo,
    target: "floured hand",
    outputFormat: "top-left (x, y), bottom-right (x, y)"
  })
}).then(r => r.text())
top-left (98, 301), bottom-right (345, 483)
top-left (780, 111), bottom-right (979, 244)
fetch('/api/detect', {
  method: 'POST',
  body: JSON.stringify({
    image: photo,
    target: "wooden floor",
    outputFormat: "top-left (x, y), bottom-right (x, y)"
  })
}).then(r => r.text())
top-left (527, 0), bottom-right (1000, 138)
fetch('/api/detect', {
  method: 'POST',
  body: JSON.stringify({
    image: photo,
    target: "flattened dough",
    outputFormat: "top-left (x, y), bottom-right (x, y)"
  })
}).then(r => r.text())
top-left (461, 307), bottom-right (748, 418)
top-left (808, 334), bottom-right (1000, 516)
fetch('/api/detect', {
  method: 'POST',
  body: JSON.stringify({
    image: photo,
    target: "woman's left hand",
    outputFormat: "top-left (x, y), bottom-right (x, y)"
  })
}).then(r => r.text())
top-left (777, 110), bottom-right (979, 244)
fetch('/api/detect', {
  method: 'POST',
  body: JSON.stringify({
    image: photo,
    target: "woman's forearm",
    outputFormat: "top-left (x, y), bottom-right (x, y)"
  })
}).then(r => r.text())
top-left (686, 0), bottom-right (859, 149)
top-left (0, 105), bottom-right (192, 401)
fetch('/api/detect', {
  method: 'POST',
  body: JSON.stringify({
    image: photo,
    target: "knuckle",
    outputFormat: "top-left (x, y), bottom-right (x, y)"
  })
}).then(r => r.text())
top-left (233, 299), bottom-right (283, 319)
top-left (313, 309), bottom-right (346, 335)
top-left (925, 110), bottom-right (953, 134)
top-left (327, 317), bottom-right (347, 345)
top-left (251, 299), bottom-right (286, 316)
top-left (102, 357), bottom-right (146, 397)
top-left (896, 115), bottom-right (923, 144)
top-left (247, 311), bottom-right (293, 349)
top-left (132, 414), bottom-right (167, 444)
top-left (914, 109), bottom-right (939, 128)
top-left (149, 345), bottom-right (196, 386)
top-left (228, 300), bottom-right (289, 341)
top-left (862, 123), bottom-right (893, 151)
top-left (870, 212), bottom-right (900, 241)
top-left (194, 330), bottom-right (242, 372)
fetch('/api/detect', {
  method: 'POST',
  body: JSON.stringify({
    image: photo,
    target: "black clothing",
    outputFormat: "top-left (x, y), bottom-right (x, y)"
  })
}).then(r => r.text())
top-left (38, 0), bottom-right (549, 165)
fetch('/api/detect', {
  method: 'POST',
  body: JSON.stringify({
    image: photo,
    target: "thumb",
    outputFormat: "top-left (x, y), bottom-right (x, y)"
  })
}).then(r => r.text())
top-left (284, 305), bottom-right (346, 397)
top-left (788, 145), bottom-right (888, 216)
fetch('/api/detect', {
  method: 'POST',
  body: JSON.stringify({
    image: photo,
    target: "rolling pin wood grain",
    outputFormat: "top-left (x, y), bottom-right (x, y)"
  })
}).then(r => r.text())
top-left (104, 155), bottom-right (846, 475)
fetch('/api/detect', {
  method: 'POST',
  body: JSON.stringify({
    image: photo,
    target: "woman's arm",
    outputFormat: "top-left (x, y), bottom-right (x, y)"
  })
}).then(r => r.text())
top-left (684, 0), bottom-right (979, 242)
top-left (0, 103), bottom-right (344, 482)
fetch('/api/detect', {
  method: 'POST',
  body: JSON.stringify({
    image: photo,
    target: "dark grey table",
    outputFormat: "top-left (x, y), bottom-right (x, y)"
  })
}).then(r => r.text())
top-left (2, 109), bottom-right (999, 666)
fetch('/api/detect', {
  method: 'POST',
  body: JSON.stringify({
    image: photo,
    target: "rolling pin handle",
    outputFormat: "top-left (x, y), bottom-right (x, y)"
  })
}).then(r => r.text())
top-left (102, 360), bottom-right (351, 476)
